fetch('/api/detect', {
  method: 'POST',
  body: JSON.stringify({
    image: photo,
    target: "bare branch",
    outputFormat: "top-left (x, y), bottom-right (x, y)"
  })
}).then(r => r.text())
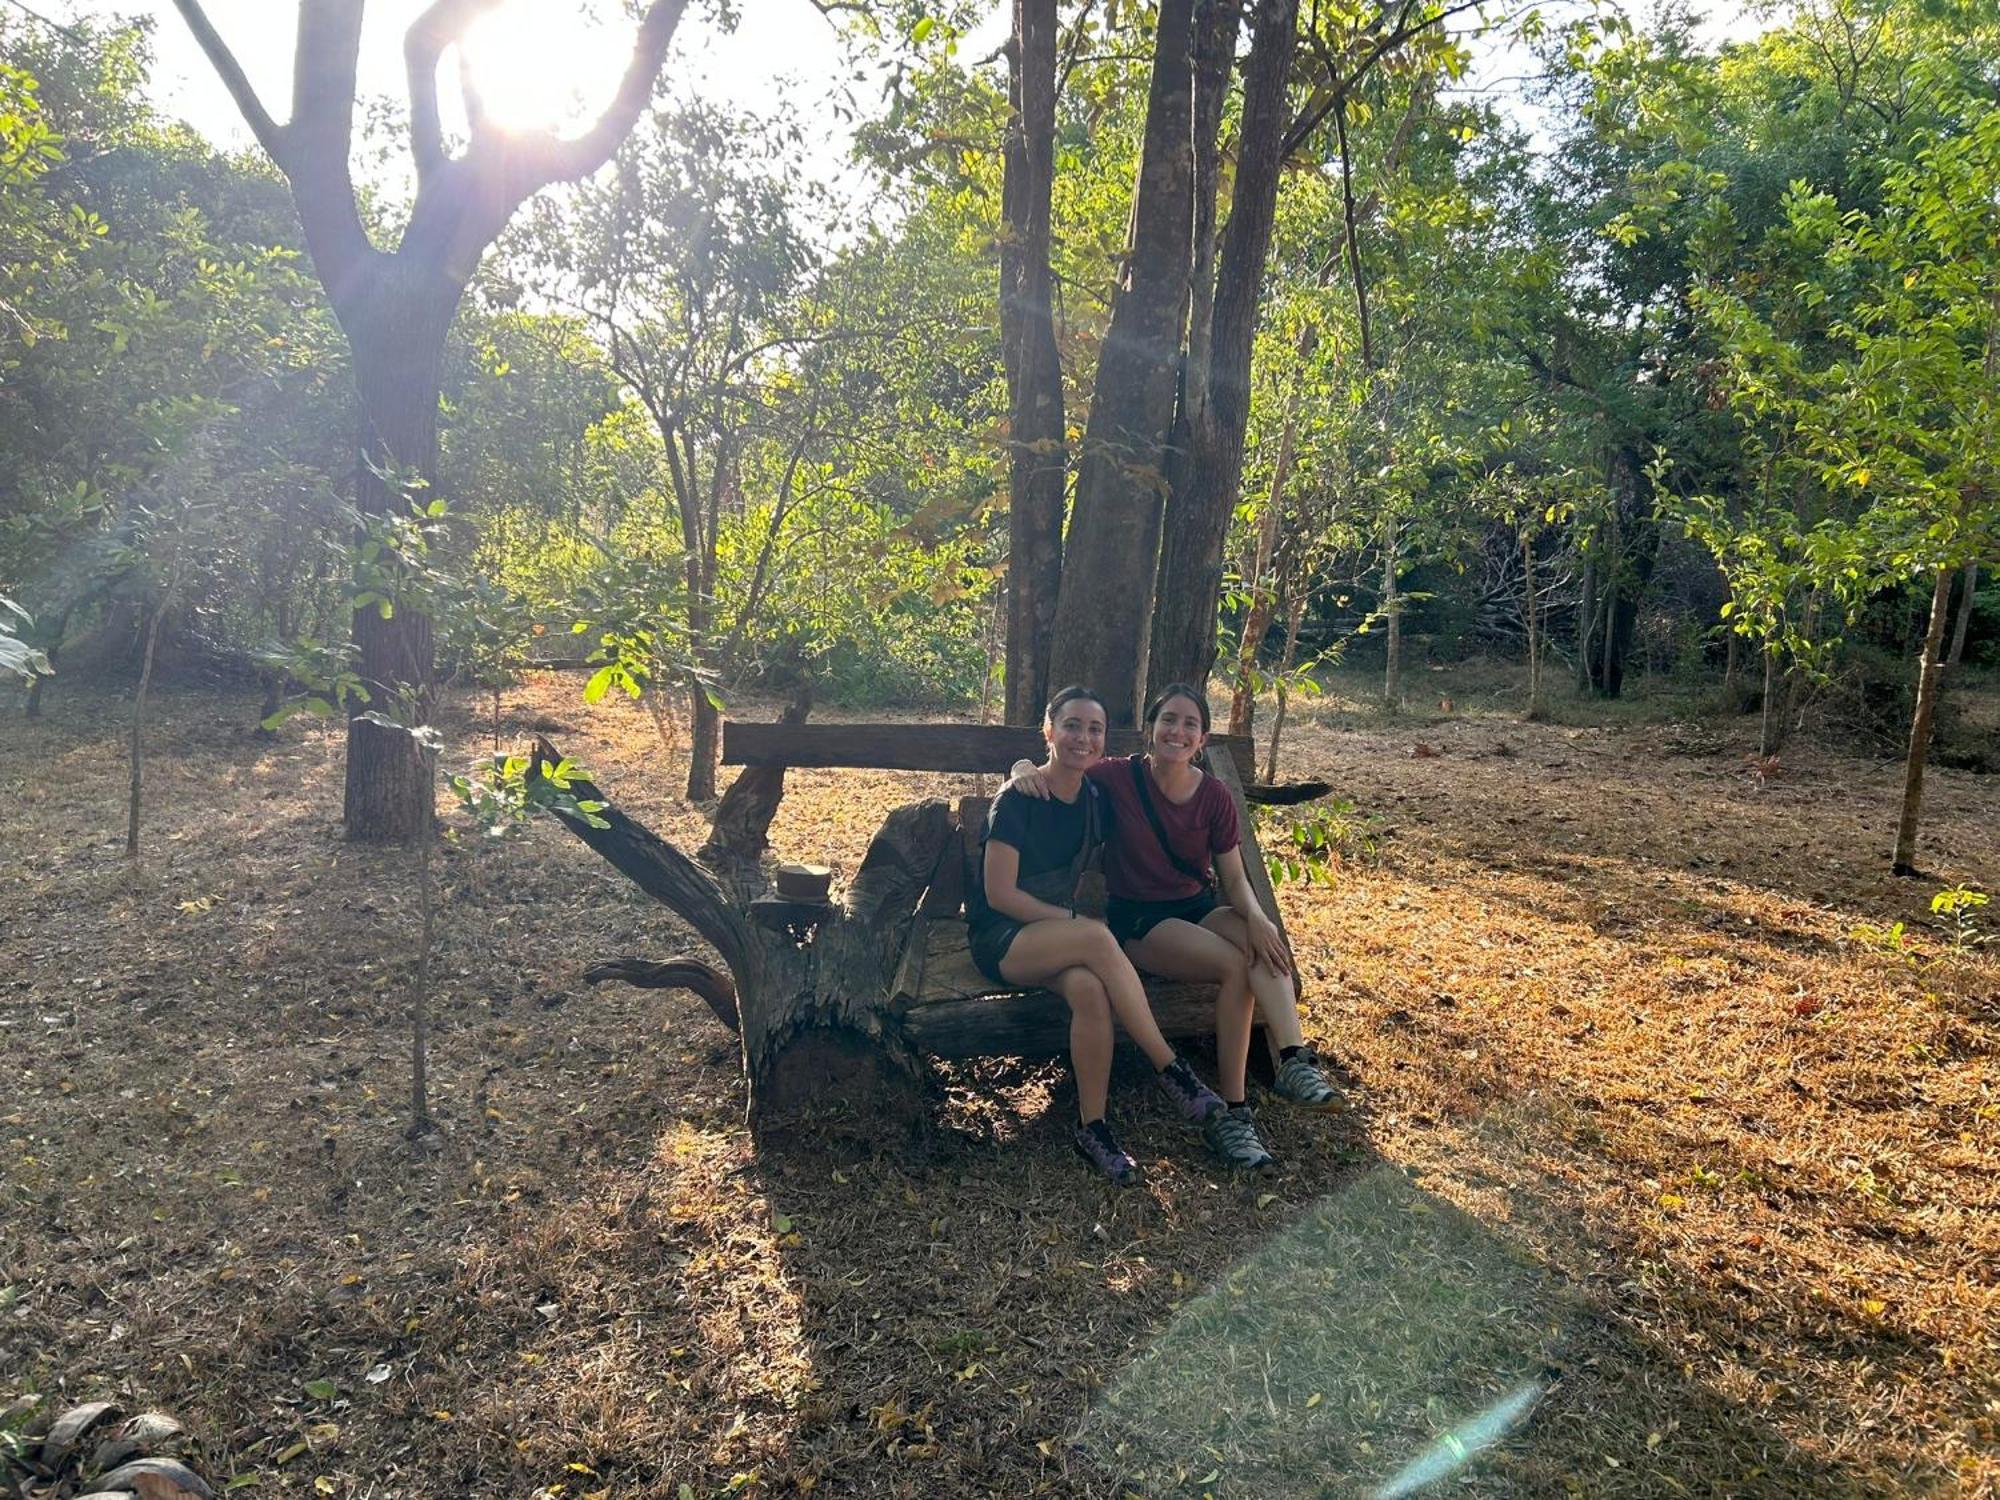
top-left (287, 0), bottom-right (373, 285)
top-left (406, 0), bottom-right (500, 185)
top-left (168, 0), bottom-right (288, 165)
top-left (527, 0), bottom-right (691, 187)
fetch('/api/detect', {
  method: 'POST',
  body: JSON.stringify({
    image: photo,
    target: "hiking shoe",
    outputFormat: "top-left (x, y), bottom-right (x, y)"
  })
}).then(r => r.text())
top-left (1272, 1047), bottom-right (1345, 1111)
top-left (1202, 1103), bottom-right (1276, 1172)
top-left (1156, 1056), bottom-right (1226, 1124)
top-left (1073, 1120), bottom-right (1138, 1187)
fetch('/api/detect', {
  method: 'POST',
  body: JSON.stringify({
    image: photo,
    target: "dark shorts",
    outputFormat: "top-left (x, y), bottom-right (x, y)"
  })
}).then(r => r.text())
top-left (968, 915), bottom-right (1028, 986)
top-left (1106, 889), bottom-right (1221, 945)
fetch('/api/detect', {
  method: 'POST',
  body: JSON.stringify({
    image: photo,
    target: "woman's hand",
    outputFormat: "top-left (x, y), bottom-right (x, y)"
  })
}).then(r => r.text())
top-left (1007, 759), bottom-right (1054, 800)
top-left (1245, 909), bottom-right (1292, 976)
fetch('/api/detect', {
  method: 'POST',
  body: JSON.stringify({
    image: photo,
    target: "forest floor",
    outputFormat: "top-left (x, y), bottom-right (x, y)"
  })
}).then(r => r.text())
top-left (1, 665), bottom-right (1995, 1499)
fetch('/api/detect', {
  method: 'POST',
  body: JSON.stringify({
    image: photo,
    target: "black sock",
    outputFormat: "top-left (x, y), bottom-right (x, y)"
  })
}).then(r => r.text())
top-left (1280, 1045), bottom-right (1304, 1061)
top-left (1223, 1098), bottom-right (1245, 1109)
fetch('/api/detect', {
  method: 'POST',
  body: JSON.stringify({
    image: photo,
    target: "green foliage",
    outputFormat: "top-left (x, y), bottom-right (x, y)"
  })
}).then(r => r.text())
top-left (0, 595), bottom-right (50, 681)
top-left (448, 753), bottom-right (610, 837)
top-left (1258, 797), bottom-right (1384, 888)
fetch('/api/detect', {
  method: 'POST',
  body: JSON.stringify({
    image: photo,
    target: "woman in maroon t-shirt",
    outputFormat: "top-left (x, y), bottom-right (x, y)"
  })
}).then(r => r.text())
top-left (1013, 684), bottom-right (1342, 1166)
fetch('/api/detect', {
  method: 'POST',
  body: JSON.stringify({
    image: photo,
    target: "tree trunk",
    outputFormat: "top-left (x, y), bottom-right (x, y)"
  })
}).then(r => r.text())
top-left (340, 264), bottom-right (462, 843)
top-left (1047, 0), bottom-right (1199, 725)
top-left (1230, 475), bottom-right (1286, 738)
top-left (1758, 640), bottom-right (1782, 757)
top-left (1892, 565), bottom-right (1956, 876)
top-left (687, 682), bottom-right (720, 801)
top-left (536, 741), bottom-right (953, 1132)
top-left (1264, 591), bottom-right (1306, 783)
top-left (1723, 607), bottom-right (1740, 705)
top-left (1576, 552), bottom-right (1596, 693)
top-left (1381, 511), bottom-right (1401, 710)
top-left (1946, 560), bottom-right (1978, 669)
top-left (1150, 0), bottom-right (1298, 699)
top-left (999, 0), bottom-right (1067, 725)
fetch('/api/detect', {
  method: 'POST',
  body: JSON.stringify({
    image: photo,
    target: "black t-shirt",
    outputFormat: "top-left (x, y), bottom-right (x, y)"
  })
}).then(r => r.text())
top-left (967, 783), bottom-right (1107, 929)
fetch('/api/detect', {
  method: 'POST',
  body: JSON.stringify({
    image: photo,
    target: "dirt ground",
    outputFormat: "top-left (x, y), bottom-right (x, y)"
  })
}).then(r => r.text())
top-left (1, 666), bottom-right (1994, 1498)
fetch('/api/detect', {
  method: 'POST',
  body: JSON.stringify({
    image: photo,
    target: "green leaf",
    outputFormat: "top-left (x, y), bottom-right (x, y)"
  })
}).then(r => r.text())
top-left (583, 664), bottom-right (618, 704)
top-left (303, 1379), bottom-right (338, 1401)
top-left (911, 14), bottom-right (936, 41)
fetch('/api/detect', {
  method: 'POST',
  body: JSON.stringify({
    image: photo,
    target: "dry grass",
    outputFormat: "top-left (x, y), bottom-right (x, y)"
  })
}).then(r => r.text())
top-left (0, 671), bottom-right (1994, 1497)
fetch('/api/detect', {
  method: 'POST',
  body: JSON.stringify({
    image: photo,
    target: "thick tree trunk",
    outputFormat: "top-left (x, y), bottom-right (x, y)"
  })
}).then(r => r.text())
top-left (536, 742), bottom-right (954, 1130)
top-left (339, 263), bottom-right (462, 842)
top-left (1151, 0), bottom-right (1298, 698)
top-left (1946, 561), bottom-right (1978, 669)
top-left (1893, 565), bottom-right (1956, 876)
top-left (1585, 445), bottom-right (1660, 698)
top-left (1047, 0), bottom-right (1199, 725)
top-left (688, 684), bottom-right (720, 801)
top-left (999, 0), bottom-right (1066, 724)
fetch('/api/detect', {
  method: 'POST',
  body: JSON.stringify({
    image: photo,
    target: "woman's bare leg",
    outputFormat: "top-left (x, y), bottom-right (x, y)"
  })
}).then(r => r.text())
top-left (1048, 967), bottom-right (1112, 1121)
top-left (1124, 919), bottom-right (1258, 1101)
top-left (1197, 908), bottom-right (1307, 1062)
top-left (999, 919), bottom-right (1177, 1069)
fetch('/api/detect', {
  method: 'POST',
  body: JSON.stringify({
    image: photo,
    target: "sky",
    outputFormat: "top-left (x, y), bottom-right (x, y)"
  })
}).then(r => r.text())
top-left (43, 0), bottom-right (884, 160)
top-left (34, 0), bottom-right (1765, 185)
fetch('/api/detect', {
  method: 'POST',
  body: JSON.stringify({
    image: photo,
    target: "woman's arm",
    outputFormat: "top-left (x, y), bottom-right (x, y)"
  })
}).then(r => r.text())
top-left (1005, 758), bottom-right (1051, 799)
top-left (1214, 845), bottom-right (1292, 975)
top-left (983, 839), bottom-right (1079, 924)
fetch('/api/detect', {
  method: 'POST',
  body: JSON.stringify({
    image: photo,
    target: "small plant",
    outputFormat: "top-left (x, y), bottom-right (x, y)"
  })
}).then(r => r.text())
top-left (1930, 884), bottom-right (1990, 957)
top-left (1259, 797), bottom-right (1383, 887)
top-left (1852, 884), bottom-right (1991, 975)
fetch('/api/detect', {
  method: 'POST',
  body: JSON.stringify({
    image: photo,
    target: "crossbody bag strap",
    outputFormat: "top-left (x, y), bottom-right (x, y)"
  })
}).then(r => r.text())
top-left (1128, 757), bottom-right (1213, 889)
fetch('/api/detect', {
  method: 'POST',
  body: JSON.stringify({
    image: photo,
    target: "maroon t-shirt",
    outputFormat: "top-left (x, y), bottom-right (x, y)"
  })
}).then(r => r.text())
top-left (1086, 755), bottom-right (1238, 902)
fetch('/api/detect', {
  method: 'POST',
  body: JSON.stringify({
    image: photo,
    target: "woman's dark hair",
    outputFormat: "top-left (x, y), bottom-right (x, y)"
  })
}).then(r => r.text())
top-left (1143, 682), bottom-right (1212, 733)
top-left (1045, 684), bottom-right (1108, 722)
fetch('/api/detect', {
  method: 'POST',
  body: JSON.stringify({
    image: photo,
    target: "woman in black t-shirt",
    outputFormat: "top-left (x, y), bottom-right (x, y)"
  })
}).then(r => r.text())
top-left (971, 686), bottom-right (1228, 1185)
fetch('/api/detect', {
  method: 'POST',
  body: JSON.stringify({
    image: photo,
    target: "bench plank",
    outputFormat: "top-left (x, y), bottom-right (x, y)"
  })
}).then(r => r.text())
top-left (723, 721), bottom-right (1256, 781)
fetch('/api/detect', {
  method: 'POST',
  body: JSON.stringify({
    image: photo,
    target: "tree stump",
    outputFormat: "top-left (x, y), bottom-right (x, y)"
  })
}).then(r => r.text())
top-left (535, 741), bottom-right (954, 1134)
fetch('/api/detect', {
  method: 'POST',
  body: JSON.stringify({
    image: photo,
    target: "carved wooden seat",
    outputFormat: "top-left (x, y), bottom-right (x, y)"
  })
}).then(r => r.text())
top-left (721, 722), bottom-right (1287, 1061)
top-left (543, 717), bottom-right (1291, 1126)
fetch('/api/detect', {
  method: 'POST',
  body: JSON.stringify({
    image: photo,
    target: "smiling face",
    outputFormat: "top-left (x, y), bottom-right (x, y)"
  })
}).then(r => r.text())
top-left (1146, 693), bottom-right (1208, 766)
top-left (1045, 694), bottom-right (1108, 771)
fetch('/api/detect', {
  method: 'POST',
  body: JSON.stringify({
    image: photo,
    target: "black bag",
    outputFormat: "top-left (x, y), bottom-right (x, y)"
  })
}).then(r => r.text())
top-left (1129, 758), bottom-right (1214, 894)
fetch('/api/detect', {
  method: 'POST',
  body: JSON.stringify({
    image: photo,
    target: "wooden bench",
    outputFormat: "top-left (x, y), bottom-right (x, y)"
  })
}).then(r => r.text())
top-left (720, 720), bottom-right (1289, 1063)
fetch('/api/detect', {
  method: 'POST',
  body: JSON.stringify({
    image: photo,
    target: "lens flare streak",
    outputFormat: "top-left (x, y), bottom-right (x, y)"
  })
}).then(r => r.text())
top-left (1372, 1375), bottom-right (1550, 1499)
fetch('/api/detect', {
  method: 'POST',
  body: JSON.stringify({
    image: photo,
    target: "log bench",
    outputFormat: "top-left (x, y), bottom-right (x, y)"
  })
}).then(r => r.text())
top-left (542, 718), bottom-right (1294, 1127)
top-left (720, 721), bottom-right (1289, 1061)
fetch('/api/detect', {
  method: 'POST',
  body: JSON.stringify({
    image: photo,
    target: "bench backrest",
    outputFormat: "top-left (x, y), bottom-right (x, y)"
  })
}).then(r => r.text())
top-left (722, 721), bottom-right (1256, 781)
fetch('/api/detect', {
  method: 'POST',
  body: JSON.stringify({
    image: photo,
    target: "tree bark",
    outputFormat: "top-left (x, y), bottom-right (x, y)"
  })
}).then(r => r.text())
top-left (1047, 0), bottom-right (1199, 725)
top-left (340, 263), bottom-right (460, 842)
top-left (1000, 0), bottom-right (1067, 724)
top-left (1946, 560), bottom-right (1978, 669)
top-left (1758, 640), bottom-right (1782, 757)
top-left (1892, 564), bottom-right (1956, 876)
top-left (1523, 523), bottom-right (1542, 718)
top-left (1150, 0), bottom-right (1299, 698)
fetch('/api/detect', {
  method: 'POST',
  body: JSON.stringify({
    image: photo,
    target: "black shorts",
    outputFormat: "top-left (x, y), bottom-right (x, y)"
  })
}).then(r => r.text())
top-left (1106, 889), bottom-right (1221, 945)
top-left (968, 916), bottom-right (1027, 986)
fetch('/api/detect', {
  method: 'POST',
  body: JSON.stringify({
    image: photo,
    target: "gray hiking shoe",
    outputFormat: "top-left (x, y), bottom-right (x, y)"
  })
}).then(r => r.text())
top-left (1155, 1056), bottom-right (1226, 1124)
top-left (1272, 1047), bottom-right (1345, 1111)
top-left (1202, 1103), bottom-right (1276, 1172)
top-left (1073, 1120), bottom-right (1138, 1187)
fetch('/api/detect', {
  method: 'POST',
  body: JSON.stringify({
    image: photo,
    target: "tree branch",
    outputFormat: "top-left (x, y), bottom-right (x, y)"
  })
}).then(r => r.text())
top-left (528, 0), bottom-right (691, 188)
top-left (167, 0), bottom-right (288, 166)
top-left (406, 0), bottom-right (501, 186)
